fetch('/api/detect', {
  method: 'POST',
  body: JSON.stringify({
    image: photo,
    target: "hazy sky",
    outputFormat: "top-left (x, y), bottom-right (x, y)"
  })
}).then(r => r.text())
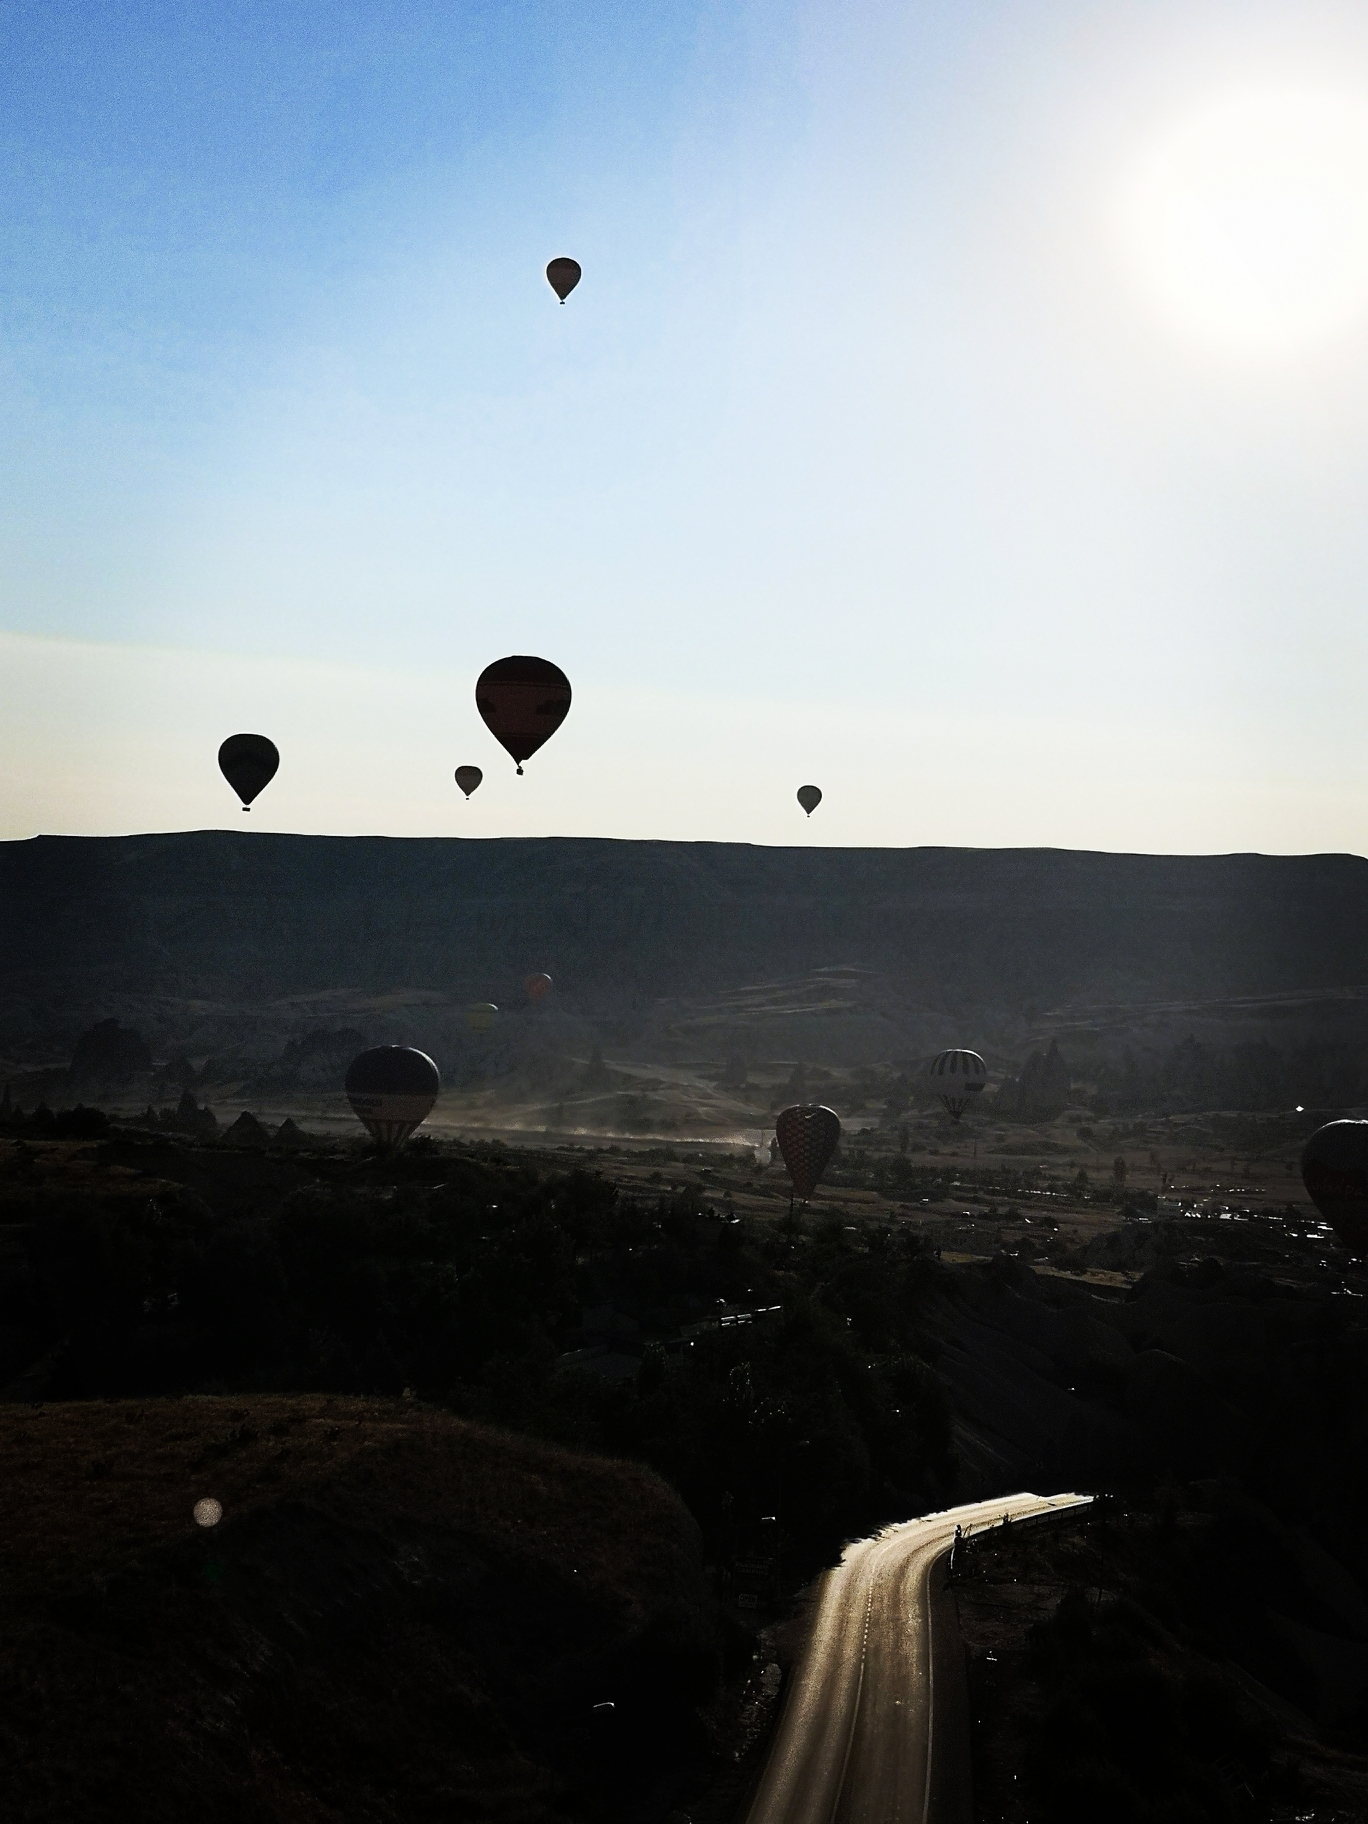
top-left (6, 0), bottom-right (1368, 850)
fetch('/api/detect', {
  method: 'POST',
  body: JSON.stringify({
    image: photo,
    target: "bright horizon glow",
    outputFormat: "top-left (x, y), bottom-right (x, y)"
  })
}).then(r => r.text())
top-left (2, 629), bottom-right (1362, 856)
top-left (1120, 86), bottom-right (1368, 352)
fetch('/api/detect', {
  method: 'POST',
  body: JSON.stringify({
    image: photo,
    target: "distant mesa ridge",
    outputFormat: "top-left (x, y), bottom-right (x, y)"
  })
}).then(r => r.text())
top-left (2, 833), bottom-right (1367, 1024)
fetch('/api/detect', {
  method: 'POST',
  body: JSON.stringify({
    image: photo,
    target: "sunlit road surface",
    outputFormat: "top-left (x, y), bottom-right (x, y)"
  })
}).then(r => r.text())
top-left (747, 1492), bottom-right (1094, 1824)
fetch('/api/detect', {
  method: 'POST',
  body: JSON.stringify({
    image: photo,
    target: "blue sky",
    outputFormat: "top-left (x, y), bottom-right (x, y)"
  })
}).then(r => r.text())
top-left (6, 0), bottom-right (1368, 847)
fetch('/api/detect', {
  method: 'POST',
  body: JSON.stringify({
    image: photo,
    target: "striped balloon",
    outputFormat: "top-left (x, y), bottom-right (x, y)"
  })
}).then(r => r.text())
top-left (929, 1050), bottom-right (987, 1122)
top-left (345, 1046), bottom-right (440, 1147)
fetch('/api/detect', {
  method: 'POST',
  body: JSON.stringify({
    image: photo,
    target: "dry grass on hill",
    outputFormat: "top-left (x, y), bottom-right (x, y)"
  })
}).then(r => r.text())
top-left (1, 1396), bottom-right (716, 1824)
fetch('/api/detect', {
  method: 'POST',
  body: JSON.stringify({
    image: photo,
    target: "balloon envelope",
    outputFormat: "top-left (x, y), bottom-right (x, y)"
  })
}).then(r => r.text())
top-left (930, 1049), bottom-right (987, 1121)
top-left (797, 785), bottom-right (822, 817)
top-left (775, 1104), bottom-right (841, 1200)
top-left (524, 973), bottom-right (553, 1003)
top-left (218, 733), bottom-right (279, 811)
top-left (476, 656), bottom-right (571, 772)
top-left (345, 1046), bottom-right (440, 1146)
top-left (546, 256), bottom-right (581, 301)
top-left (465, 1002), bottom-right (498, 1034)
top-left (454, 765), bottom-right (483, 799)
top-left (1301, 1120), bottom-right (1368, 1252)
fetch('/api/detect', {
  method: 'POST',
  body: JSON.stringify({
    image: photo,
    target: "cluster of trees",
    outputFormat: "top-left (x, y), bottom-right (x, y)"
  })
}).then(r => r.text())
top-left (993, 1040), bottom-right (1074, 1120)
top-left (124, 1090), bottom-right (220, 1137)
top-left (1019, 1576), bottom-right (1274, 1820)
top-left (967, 1478), bottom-right (1368, 1818)
top-left (0, 1096), bottom-right (111, 1139)
top-left (1092, 1035), bottom-right (1368, 1116)
top-left (0, 1088), bottom-right (224, 1140)
top-left (1, 1147), bottom-right (954, 1572)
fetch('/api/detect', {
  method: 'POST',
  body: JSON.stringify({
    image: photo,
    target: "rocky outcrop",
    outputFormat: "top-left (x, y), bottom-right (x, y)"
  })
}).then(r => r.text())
top-left (223, 1111), bottom-right (271, 1145)
top-left (993, 1039), bottom-right (1072, 1120)
top-left (247, 1028), bottom-right (365, 1093)
top-left (67, 1019), bottom-right (151, 1091)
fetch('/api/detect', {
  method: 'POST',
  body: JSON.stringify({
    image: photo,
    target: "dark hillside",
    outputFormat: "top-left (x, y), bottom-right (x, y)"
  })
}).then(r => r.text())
top-left (956, 1500), bottom-right (1368, 1821)
top-left (1, 1396), bottom-right (721, 1824)
top-left (3, 834), bottom-right (1368, 1061)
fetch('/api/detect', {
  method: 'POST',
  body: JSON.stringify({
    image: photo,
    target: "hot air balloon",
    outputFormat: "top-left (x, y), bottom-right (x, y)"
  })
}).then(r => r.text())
top-left (546, 257), bottom-right (581, 302)
top-left (345, 1046), bottom-right (440, 1146)
top-left (524, 973), bottom-right (553, 1003)
top-left (218, 734), bottom-right (279, 812)
top-left (930, 1050), bottom-right (987, 1122)
top-left (797, 785), bottom-right (822, 817)
top-left (1301, 1120), bottom-right (1368, 1252)
top-left (455, 765), bottom-right (483, 799)
top-left (775, 1104), bottom-right (841, 1202)
top-left (465, 1002), bottom-right (498, 1034)
top-left (476, 656), bottom-right (571, 774)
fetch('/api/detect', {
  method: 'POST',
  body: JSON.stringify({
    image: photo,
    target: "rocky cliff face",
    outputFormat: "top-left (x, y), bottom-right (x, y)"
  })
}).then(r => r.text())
top-left (3, 833), bottom-right (1367, 1067)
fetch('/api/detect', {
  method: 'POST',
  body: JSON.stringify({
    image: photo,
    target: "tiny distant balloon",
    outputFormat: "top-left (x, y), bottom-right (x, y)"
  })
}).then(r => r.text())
top-left (218, 734), bottom-right (279, 812)
top-left (797, 785), bottom-right (822, 818)
top-left (775, 1104), bottom-right (841, 1201)
top-left (345, 1046), bottom-right (440, 1146)
top-left (476, 656), bottom-right (572, 774)
top-left (194, 1498), bottom-right (223, 1527)
top-left (1301, 1120), bottom-right (1368, 1252)
top-left (930, 1050), bottom-right (987, 1122)
top-left (524, 973), bottom-right (553, 1003)
top-left (455, 765), bottom-right (483, 799)
top-left (546, 257), bottom-right (581, 302)
top-left (465, 1002), bottom-right (498, 1034)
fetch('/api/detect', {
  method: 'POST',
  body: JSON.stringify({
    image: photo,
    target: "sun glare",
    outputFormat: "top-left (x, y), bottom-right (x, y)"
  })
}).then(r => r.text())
top-left (1119, 87), bottom-right (1368, 353)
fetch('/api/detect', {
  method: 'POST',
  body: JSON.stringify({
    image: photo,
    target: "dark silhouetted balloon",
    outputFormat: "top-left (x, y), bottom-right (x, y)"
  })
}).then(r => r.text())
top-left (476, 656), bottom-right (572, 774)
top-left (218, 734), bottom-right (279, 812)
top-left (345, 1046), bottom-right (440, 1146)
top-left (775, 1104), bottom-right (841, 1200)
top-left (465, 1002), bottom-right (498, 1034)
top-left (524, 973), bottom-right (552, 1003)
top-left (797, 785), bottom-right (822, 817)
top-left (1301, 1120), bottom-right (1368, 1253)
top-left (546, 257), bottom-right (581, 302)
top-left (930, 1049), bottom-right (987, 1122)
top-left (455, 765), bottom-right (483, 799)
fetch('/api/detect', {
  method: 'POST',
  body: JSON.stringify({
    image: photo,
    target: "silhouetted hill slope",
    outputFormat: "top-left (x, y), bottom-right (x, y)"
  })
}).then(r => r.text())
top-left (1, 1396), bottom-right (720, 1824)
top-left (4, 833), bottom-right (1368, 1052)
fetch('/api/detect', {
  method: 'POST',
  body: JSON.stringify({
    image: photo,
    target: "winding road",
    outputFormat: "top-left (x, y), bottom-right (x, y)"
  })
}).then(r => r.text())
top-left (747, 1492), bottom-right (1093, 1824)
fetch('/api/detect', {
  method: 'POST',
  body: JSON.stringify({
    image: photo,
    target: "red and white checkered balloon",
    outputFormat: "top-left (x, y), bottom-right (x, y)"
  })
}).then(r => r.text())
top-left (775, 1104), bottom-right (841, 1200)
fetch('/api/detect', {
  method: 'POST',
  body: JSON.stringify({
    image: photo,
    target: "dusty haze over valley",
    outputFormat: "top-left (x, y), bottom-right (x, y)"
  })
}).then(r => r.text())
top-left (6, 831), bottom-right (1368, 1143)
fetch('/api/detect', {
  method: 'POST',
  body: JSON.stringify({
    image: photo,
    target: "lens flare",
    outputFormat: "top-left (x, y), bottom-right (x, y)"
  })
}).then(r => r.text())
top-left (1119, 87), bottom-right (1368, 353)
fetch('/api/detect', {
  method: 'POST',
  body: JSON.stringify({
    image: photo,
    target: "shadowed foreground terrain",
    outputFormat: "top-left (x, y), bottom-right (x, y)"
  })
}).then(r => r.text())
top-left (4, 1105), bottom-right (1368, 1820)
top-left (1, 1396), bottom-right (722, 1824)
top-left (956, 1499), bottom-right (1368, 1823)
